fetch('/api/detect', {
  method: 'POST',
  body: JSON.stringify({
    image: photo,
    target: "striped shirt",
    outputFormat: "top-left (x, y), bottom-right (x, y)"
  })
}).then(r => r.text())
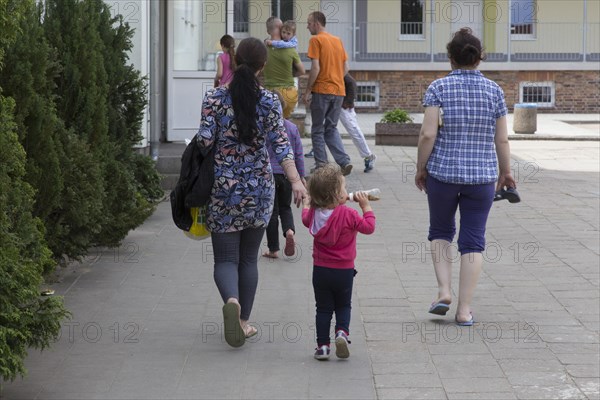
top-left (423, 69), bottom-right (507, 184)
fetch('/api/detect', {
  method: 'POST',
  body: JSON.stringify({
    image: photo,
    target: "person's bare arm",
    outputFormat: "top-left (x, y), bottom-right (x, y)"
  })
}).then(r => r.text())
top-left (214, 56), bottom-right (223, 87)
top-left (303, 59), bottom-right (320, 104)
top-left (343, 60), bottom-right (349, 76)
top-left (494, 116), bottom-right (516, 189)
top-left (293, 59), bottom-right (305, 77)
top-left (415, 107), bottom-right (439, 192)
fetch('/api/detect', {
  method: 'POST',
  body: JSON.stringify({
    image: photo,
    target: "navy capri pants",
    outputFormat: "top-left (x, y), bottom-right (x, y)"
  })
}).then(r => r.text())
top-left (426, 176), bottom-right (495, 254)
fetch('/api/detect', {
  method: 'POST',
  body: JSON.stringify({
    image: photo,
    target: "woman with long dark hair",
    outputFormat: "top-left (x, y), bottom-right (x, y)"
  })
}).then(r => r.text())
top-left (197, 37), bottom-right (306, 347)
top-left (415, 28), bottom-right (516, 326)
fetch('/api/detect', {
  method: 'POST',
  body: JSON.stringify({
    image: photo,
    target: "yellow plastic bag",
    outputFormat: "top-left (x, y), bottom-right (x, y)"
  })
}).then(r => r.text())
top-left (184, 206), bottom-right (210, 240)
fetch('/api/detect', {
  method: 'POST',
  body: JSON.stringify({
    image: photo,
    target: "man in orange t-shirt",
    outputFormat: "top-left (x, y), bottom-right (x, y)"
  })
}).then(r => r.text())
top-left (302, 11), bottom-right (352, 175)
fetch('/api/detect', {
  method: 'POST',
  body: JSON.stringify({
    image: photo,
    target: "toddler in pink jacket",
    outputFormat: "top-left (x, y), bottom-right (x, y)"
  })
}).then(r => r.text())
top-left (302, 164), bottom-right (376, 360)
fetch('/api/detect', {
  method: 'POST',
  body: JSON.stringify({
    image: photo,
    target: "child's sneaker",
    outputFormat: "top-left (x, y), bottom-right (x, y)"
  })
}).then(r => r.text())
top-left (314, 344), bottom-right (330, 360)
top-left (335, 330), bottom-right (351, 359)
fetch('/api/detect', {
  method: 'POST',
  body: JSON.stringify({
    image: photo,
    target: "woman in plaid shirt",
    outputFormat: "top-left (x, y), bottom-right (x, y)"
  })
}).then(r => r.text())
top-left (415, 28), bottom-right (517, 326)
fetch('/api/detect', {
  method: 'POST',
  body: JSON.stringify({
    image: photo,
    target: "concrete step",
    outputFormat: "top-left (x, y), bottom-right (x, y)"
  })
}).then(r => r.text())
top-left (156, 155), bottom-right (182, 175)
top-left (160, 173), bottom-right (179, 191)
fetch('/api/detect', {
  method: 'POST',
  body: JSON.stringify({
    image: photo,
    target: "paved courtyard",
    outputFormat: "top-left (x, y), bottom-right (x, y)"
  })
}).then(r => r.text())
top-left (1, 136), bottom-right (599, 399)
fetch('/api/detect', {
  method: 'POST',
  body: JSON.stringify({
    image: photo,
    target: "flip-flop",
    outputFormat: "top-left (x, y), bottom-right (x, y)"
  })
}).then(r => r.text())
top-left (284, 232), bottom-right (295, 257)
top-left (222, 303), bottom-right (245, 348)
top-left (494, 188), bottom-right (521, 203)
top-left (455, 313), bottom-right (474, 327)
top-left (262, 251), bottom-right (278, 259)
top-left (244, 325), bottom-right (258, 338)
top-left (428, 302), bottom-right (450, 315)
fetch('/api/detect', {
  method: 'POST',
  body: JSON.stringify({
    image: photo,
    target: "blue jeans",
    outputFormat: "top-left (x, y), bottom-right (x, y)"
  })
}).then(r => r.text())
top-left (310, 93), bottom-right (351, 168)
top-left (312, 266), bottom-right (355, 346)
top-left (426, 176), bottom-right (495, 254)
top-left (211, 228), bottom-right (265, 320)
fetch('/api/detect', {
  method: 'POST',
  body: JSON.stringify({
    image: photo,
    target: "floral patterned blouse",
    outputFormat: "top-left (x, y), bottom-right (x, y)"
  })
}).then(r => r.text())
top-left (196, 87), bottom-right (294, 233)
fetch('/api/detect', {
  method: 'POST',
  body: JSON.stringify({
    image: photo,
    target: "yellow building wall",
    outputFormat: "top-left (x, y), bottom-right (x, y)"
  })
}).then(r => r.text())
top-left (511, 1), bottom-right (585, 54)
top-left (367, 0), bottom-right (431, 54)
top-left (239, 0), bottom-right (597, 59)
top-left (586, 0), bottom-right (600, 53)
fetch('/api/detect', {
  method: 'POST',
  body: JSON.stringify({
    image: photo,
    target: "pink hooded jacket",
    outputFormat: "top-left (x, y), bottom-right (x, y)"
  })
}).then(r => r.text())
top-left (302, 205), bottom-right (376, 269)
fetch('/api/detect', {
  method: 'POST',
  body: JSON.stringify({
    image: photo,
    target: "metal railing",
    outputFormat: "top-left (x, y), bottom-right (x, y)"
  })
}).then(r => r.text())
top-left (299, 21), bottom-right (600, 63)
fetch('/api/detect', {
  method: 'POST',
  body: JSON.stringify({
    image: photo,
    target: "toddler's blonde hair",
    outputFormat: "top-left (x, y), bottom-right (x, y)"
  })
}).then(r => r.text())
top-left (282, 20), bottom-right (296, 36)
top-left (307, 163), bottom-right (344, 209)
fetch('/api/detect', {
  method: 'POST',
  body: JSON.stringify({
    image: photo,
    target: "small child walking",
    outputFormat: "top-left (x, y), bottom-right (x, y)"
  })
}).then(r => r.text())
top-left (302, 164), bottom-right (376, 360)
top-left (263, 92), bottom-right (306, 258)
top-left (214, 35), bottom-right (235, 87)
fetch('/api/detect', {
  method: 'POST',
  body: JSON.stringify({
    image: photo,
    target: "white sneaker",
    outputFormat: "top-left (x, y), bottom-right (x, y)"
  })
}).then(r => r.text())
top-left (335, 330), bottom-right (350, 359)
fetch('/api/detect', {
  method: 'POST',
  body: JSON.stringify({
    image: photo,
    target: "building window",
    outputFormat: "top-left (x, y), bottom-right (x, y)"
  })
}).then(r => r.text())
top-left (234, 0), bottom-right (249, 34)
top-left (519, 82), bottom-right (554, 107)
top-left (355, 82), bottom-right (380, 108)
top-left (511, 0), bottom-right (536, 39)
top-left (401, 0), bottom-right (424, 38)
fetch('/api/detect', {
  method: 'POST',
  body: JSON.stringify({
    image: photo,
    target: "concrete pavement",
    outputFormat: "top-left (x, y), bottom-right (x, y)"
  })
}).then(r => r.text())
top-left (1, 129), bottom-right (599, 399)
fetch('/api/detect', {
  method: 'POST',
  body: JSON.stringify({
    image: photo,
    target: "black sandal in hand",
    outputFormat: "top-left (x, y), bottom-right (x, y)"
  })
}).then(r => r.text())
top-left (494, 187), bottom-right (521, 203)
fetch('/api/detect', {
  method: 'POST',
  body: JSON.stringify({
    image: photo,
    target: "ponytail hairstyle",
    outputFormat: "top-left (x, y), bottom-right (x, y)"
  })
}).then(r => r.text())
top-left (446, 27), bottom-right (486, 67)
top-left (229, 37), bottom-right (268, 146)
top-left (220, 34), bottom-right (236, 70)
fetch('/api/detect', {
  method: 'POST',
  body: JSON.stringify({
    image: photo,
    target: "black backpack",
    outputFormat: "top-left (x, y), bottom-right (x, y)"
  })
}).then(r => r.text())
top-left (170, 135), bottom-right (214, 231)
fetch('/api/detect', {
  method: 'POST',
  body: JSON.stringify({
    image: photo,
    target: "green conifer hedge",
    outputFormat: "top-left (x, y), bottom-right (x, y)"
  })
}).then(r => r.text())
top-left (0, 0), bottom-right (163, 380)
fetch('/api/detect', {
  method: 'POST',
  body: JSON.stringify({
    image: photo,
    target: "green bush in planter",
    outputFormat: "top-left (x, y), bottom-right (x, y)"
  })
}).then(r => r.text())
top-left (380, 109), bottom-right (413, 124)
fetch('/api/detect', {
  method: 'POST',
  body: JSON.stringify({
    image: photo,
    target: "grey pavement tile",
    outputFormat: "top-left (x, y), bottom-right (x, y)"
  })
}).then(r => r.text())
top-left (487, 347), bottom-right (557, 360)
top-left (376, 387), bottom-right (447, 400)
top-left (242, 368), bottom-right (310, 399)
top-left (372, 362), bottom-right (437, 375)
top-left (0, 385), bottom-right (44, 400)
top-left (441, 377), bottom-right (513, 393)
top-left (368, 346), bottom-right (431, 364)
top-left (511, 384), bottom-right (587, 399)
top-left (375, 373), bottom-right (442, 388)
top-left (427, 342), bottom-right (491, 355)
top-left (538, 332), bottom-right (599, 343)
top-left (41, 362), bottom-right (122, 394)
top-left (555, 352), bottom-right (600, 365)
top-left (548, 342), bottom-right (600, 354)
top-left (505, 371), bottom-right (572, 387)
top-left (356, 285), bottom-right (407, 300)
top-left (573, 378), bottom-right (600, 400)
top-left (447, 392), bottom-right (517, 400)
top-left (308, 377), bottom-right (376, 400)
top-left (498, 359), bottom-right (565, 373)
top-left (565, 364), bottom-right (600, 378)
top-left (581, 320), bottom-right (600, 331)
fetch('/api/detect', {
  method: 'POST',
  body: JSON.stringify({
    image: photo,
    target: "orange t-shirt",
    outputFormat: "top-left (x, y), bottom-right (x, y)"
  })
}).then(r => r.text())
top-left (307, 32), bottom-right (348, 96)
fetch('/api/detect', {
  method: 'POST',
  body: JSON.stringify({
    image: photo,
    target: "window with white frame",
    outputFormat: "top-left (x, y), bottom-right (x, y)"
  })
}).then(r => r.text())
top-left (234, 0), bottom-right (249, 34)
top-left (400, 0), bottom-right (424, 38)
top-left (511, 0), bottom-right (536, 39)
top-left (519, 81), bottom-right (554, 107)
top-left (355, 82), bottom-right (380, 108)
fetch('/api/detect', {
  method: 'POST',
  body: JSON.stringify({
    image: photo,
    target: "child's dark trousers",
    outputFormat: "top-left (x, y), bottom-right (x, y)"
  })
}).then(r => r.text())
top-left (312, 266), bottom-right (355, 346)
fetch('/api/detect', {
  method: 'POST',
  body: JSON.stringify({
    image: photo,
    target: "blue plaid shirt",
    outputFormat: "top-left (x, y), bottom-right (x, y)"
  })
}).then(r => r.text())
top-left (423, 69), bottom-right (507, 184)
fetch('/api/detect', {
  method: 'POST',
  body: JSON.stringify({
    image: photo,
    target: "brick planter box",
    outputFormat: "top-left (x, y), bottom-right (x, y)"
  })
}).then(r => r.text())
top-left (375, 122), bottom-right (422, 146)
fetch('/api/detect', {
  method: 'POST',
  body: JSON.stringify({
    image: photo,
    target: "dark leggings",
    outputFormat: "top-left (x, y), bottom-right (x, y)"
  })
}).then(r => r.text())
top-left (265, 174), bottom-right (295, 252)
top-left (426, 176), bottom-right (495, 254)
top-left (312, 266), bottom-right (355, 346)
top-left (211, 228), bottom-right (265, 320)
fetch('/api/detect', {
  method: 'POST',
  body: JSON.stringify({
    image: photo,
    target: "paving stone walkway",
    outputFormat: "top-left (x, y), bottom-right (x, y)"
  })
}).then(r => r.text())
top-left (1, 138), bottom-right (598, 400)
